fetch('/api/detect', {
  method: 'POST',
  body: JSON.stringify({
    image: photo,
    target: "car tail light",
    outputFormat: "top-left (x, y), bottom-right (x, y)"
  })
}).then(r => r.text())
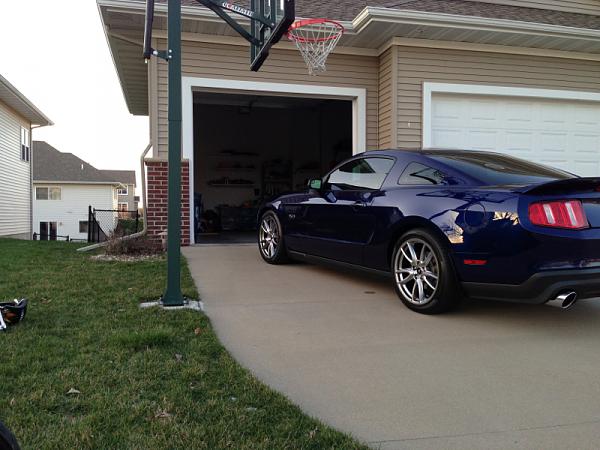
top-left (529, 200), bottom-right (588, 229)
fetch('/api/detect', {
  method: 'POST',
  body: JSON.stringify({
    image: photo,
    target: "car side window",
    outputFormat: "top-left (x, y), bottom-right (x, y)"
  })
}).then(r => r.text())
top-left (326, 157), bottom-right (395, 190)
top-left (398, 162), bottom-right (448, 186)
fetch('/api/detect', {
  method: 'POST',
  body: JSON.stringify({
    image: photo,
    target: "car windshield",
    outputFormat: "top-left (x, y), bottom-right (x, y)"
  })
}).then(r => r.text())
top-left (428, 152), bottom-right (574, 186)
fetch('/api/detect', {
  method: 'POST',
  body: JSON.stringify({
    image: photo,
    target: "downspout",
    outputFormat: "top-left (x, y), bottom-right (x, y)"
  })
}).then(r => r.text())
top-left (77, 142), bottom-right (152, 252)
top-left (30, 124), bottom-right (39, 239)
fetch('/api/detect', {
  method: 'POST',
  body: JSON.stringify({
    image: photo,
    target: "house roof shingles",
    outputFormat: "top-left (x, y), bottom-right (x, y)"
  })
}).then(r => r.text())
top-left (171, 0), bottom-right (600, 29)
top-left (33, 141), bottom-right (119, 184)
top-left (382, 0), bottom-right (600, 30)
top-left (100, 169), bottom-right (136, 186)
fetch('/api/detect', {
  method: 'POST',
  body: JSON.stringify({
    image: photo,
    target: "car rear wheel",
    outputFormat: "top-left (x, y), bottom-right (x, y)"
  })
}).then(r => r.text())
top-left (392, 229), bottom-right (461, 314)
top-left (258, 211), bottom-right (288, 264)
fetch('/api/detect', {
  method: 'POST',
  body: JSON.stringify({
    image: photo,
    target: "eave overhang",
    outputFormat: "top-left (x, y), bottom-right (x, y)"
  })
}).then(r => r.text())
top-left (0, 74), bottom-right (53, 127)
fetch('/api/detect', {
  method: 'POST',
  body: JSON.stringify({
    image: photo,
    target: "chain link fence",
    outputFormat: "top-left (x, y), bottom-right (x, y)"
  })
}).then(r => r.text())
top-left (88, 207), bottom-right (141, 243)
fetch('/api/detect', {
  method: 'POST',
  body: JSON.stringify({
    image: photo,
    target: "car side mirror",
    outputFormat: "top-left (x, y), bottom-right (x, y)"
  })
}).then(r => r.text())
top-left (308, 178), bottom-right (322, 190)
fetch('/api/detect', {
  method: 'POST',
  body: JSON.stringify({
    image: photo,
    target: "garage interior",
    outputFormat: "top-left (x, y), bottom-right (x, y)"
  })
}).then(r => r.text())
top-left (193, 92), bottom-right (352, 244)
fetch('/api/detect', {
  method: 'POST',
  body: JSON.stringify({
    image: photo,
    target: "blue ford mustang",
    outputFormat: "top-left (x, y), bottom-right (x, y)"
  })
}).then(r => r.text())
top-left (257, 150), bottom-right (600, 314)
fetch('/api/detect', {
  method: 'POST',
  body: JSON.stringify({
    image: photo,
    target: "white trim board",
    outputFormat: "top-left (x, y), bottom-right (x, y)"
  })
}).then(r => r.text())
top-left (422, 82), bottom-right (600, 149)
top-left (182, 76), bottom-right (367, 244)
top-left (380, 38), bottom-right (600, 62)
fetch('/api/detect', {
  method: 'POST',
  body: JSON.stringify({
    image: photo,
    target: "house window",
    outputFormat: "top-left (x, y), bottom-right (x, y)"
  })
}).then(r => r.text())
top-left (49, 187), bottom-right (61, 200)
top-left (36, 187), bottom-right (61, 200)
top-left (118, 202), bottom-right (129, 219)
top-left (39, 221), bottom-right (58, 240)
top-left (21, 127), bottom-right (30, 162)
top-left (79, 221), bottom-right (89, 234)
top-left (117, 185), bottom-right (128, 195)
top-left (36, 187), bottom-right (48, 200)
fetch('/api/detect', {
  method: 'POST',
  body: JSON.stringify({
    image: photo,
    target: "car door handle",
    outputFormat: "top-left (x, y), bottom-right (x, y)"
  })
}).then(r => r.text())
top-left (352, 201), bottom-right (367, 210)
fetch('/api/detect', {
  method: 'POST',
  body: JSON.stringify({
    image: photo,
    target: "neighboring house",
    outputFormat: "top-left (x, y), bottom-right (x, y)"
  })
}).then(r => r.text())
top-left (0, 75), bottom-right (52, 239)
top-left (101, 169), bottom-right (137, 214)
top-left (98, 0), bottom-right (600, 245)
top-left (32, 141), bottom-right (121, 241)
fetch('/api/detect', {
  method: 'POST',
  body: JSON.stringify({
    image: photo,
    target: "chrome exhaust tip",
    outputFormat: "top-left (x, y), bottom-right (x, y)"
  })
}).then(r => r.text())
top-left (546, 291), bottom-right (578, 310)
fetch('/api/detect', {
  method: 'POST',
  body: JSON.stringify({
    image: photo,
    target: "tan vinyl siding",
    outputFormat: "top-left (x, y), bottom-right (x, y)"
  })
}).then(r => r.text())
top-left (474, 0), bottom-right (600, 15)
top-left (378, 48), bottom-right (395, 148)
top-left (0, 100), bottom-right (31, 238)
top-left (395, 46), bottom-right (600, 148)
top-left (154, 40), bottom-right (379, 158)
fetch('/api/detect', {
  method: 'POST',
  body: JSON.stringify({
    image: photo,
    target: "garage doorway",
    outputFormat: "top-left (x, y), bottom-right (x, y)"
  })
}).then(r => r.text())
top-left (192, 92), bottom-right (352, 244)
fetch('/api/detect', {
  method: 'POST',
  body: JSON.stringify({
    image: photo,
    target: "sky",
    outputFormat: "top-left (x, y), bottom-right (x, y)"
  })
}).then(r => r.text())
top-left (0, 0), bottom-right (148, 195)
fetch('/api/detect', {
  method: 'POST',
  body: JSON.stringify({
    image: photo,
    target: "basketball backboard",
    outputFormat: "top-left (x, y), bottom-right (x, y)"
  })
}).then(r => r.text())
top-left (250, 0), bottom-right (295, 71)
top-left (145, 0), bottom-right (297, 71)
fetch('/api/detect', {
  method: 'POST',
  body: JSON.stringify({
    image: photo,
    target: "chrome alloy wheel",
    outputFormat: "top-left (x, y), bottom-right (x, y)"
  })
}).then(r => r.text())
top-left (259, 214), bottom-right (280, 259)
top-left (394, 238), bottom-right (440, 305)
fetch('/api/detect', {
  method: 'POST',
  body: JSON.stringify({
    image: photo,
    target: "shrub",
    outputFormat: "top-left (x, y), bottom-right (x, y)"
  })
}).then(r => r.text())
top-left (104, 234), bottom-right (161, 256)
top-left (117, 218), bottom-right (143, 235)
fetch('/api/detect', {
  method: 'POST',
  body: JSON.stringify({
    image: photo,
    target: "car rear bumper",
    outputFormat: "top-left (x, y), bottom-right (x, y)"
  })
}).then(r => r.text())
top-left (462, 267), bottom-right (600, 305)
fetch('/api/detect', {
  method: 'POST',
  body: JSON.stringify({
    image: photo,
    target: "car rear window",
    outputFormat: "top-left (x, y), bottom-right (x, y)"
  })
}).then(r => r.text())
top-left (428, 152), bottom-right (573, 185)
top-left (398, 162), bottom-right (448, 185)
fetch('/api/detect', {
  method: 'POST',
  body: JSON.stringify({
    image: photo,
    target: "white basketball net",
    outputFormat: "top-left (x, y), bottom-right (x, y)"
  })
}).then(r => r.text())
top-left (287, 20), bottom-right (344, 76)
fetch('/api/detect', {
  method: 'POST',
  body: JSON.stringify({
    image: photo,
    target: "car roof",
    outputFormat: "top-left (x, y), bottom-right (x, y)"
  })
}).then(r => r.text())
top-left (361, 148), bottom-right (508, 158)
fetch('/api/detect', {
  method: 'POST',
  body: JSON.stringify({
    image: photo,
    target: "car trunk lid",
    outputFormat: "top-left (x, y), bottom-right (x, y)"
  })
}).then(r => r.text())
top-left (518, 177), bottom-right (600, 228)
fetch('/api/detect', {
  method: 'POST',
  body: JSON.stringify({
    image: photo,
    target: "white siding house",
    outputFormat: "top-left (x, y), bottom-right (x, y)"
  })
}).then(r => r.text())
top-left (32, 141), bottom-right (121, 241)
top-left (33, 184), bottom-right (118, 241)
top-left (0, 75), bottom-right (52, 239)
top-left (101, 169), bottom-right (137, 211)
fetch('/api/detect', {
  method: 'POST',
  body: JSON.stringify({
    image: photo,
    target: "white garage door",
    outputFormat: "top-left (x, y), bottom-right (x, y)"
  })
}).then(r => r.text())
top-left (430, 93), bottom-right (600, 177)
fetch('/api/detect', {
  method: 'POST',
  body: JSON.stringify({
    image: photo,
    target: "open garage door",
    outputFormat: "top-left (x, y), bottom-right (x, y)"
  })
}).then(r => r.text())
top-left (428, 92), bottom-right (600, 177)
top-left (192, 92), bottom-right (352, 244)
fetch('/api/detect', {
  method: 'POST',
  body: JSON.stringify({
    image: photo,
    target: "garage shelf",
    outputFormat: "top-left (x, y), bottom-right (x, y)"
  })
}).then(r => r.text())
top-left (207, 183), bottom-right (257, 188)
top-left (215, 168), bottom-right (257, 172)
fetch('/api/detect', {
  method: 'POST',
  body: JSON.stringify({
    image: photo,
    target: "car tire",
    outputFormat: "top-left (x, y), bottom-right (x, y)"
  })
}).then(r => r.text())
top-left (391, 228), bottom-right (461, 314)
top-left (258, 211), bottom-right (288, 264)
top-left (0, 421), bottom-right (20, 450)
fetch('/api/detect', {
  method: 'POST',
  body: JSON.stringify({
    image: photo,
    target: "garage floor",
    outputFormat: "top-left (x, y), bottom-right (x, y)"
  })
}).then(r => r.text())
top-left (183, 245), bottom-right (600, 450)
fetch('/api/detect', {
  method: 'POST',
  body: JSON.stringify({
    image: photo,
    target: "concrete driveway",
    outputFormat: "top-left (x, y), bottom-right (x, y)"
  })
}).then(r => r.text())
top-left (183, 244), bottom-right (600, 449)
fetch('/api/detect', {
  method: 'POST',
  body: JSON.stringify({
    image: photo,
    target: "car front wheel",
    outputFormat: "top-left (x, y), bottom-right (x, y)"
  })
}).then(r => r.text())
top-left (258, 211), bottom-right (288, 264)
top-left (391, 229), bottom-right (461, 314)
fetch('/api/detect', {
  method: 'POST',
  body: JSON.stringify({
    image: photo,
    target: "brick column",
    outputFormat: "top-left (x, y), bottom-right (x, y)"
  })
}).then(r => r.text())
top-left (145, 159), bottom-right (190, 247)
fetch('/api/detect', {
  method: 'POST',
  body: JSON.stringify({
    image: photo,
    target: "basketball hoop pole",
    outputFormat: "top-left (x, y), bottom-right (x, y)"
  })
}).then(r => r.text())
top-left (162, 0), bottom-right (185, 307)
top-left (144, 0), bottom-right (297, 307)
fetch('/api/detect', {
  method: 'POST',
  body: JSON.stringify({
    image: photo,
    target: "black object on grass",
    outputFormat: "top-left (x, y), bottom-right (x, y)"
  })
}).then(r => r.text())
top-left (0, 299), bottom-right (28, 331)
top-left (0, 421), bottom-right (20, 450)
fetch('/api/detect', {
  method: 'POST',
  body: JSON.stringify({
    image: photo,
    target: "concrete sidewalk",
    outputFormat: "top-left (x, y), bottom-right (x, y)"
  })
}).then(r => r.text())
top-left (184, 244), bottom-right (600, 449)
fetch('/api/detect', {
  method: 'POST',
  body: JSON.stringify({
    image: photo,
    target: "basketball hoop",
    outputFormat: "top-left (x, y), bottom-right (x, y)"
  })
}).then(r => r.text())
top-left (287, 19), bottom-right (344, 75)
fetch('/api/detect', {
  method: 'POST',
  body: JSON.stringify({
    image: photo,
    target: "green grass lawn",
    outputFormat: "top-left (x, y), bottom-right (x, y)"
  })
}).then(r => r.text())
top-left (0, 239), bottom-right (366, 450)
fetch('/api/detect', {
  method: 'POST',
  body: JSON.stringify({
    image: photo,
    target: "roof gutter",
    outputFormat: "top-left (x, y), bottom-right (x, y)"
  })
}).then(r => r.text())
top-left (33, 180), bottom-right (123, 185)
top-left (353, 7), bottom-right (600, 42)
top-left (99, 1), bottom-right (600, 42)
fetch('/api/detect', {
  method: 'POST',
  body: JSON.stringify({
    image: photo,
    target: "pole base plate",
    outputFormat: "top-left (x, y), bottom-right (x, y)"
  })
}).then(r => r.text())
top-left (140, 298), bottom-right (203, 311)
